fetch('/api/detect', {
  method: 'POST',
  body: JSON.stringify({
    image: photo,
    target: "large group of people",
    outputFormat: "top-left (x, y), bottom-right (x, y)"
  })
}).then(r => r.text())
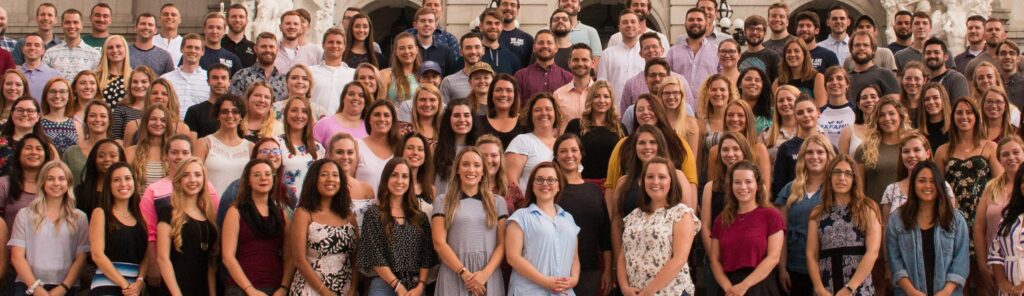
top-left (0, 0), bottom-right (1021, 295)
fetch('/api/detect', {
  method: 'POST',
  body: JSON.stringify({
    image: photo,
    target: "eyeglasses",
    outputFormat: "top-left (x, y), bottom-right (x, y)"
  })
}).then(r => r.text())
top-left (831, 169), bottom-right (856, 178)
top-left (661, 91), bottom-right (683, 97)
top-left (551, 17), bottom-right (569, 22)
top-left (220, 108), bottom-right (242, 115)
top-left (533, 177), bottom-right (559, 185)
top-left (719, 49), bottom-right (739, 55)
top-left (258, 148), bottom-right (282, 156)
top-left (13, 108), bottom-right (38, 115)
top-left (47, 89), bottom-right (69, 95)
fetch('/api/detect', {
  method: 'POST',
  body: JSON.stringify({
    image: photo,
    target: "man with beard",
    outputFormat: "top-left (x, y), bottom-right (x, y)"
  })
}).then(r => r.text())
top-left (841, 15), bottom-right (896, 71)
top-left (479, 8), bottom-right (522, 74)
top-left (963, 18), bottom-right (1008, 80)
top-left (609, 0), bottom-right (670, 51)
top-left (440, 33), bottom-right (485, 103)
top-left (154, 3), bottom-right (183, 65)
top-left (847, 31), bottom-right (900, 106)
top-left (128, 13), bottom-right (175, 76)
top-left (795, 11), bottom-right (839, 73)
top-left (81, 3), bottom-right (111, 48)
top-left (199, 13), bottom-right (242, 75)
top-left (954, 15), bottom-right (987, 73)
top-left (697, 0), bottom-right (733, 46)
top-left (549, 9), bottom-right (574, 70)
top-left (497, 0), bottom-right (533, 69)
top-left (887, 11), bottom-right (913, 53)
top-left (739, 15), bottom-right (781, 82)
top-left (597, 10), bottom-right (645, 108)
top-left (515, 30), bottom-right (571, 100)
top-left (222, 4), bottom-right (255, 68)
top-left (405, 0), bottom-right (459, 58)
top-left (310, 28), bottom-right (355, 114)
top-left (996, 41), bottom-right (1023, 108)
top-left (162, 34), bottom-right (210, 115)
top-left (558, 0), bottom-right (602, 62)
top-left (414, 8), bottom-right (459, 77)
top-left (0, 7), bottom-right (16, 52)
top-left (184, 64), bottom-right (231, 138)
top-left (274, 10), bottom-right (323, 73)
top-left (895, 12), bottom-right (955, 71)
top-left (553, 43), bottom-right (593, 120)
top-left (667, 8), bottom-right (719, 104)
top-left (230, 32), bottom-right (287, 101)
top-left (764, 2), bottom-right (796, 55)
top-left (13, 3), bottom-right (61, 65)
top-left (923, 37), bottom-right (969, 102)
top-left (43, 9), bottom-right (100, 81)
top-left (623, 33), bottom-right (694, 112)
top-left (821, 6), bottom-right (851, 63)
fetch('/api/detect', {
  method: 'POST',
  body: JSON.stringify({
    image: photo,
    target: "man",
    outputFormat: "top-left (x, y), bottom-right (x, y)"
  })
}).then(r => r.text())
top-left (923, 37), bottom-right (969, 102)
top-left (821, 6), bottom-right (851, 63)
top-left (847, 31), bottom-right (900, 106)
top-left (199, 13), bottom-right (242, 74)
top-left (597, 9), bottom-right (645, 108)
top-left (695, 0), bottom-right (733, 45)
top-left (479, 8), bottom-right (522, 74)
top-left (558, 0), bottom-right (603, 62)
top-left (310, 28), bottom-right (355, 115)
top-left (739, 15), bottom-right (781, 81)
top-left (887, 10), bottom-right (913, 53)
top-left (17, 33), bottom-right (61, 100)
top-left (274, 10), bottom-right (323, 73)
top-left (997, 40), bottom-right (1023, 108)
top-left (341, 7), bottom-right (361, 30)
top-left (623, 33), bottom-right (694, 111)
top-left (399, 61), bottom-right (444, 122)
top-left (405, 0), bottom-right (459, 58)
top-left (794, 11), bottom-right (839, 73)
top-left (129, 13), bottom-right (175, 76)
top-left (13, 3), bottom-right (61, 65)
top-left (0, 6), bottom-right (16, 52)
top-left (608, 0), bottom-right (670, 51)
top-left (841, 15), bottom-right (897, 71)
top-left (413, 8), bottom-right (459, 77)
top-left (497, 0), bottom-right (533, 68)
top-left (439, 33), bottom-right (484, 103)
top-left (154, 3), bottom-right (183, 65)
top-left (963, 18), bottom-right (1009, 79)
top-left (223, 4), bottom-right (256, 68)
top-left (81, 3), bottom-right (111, 48)
top-left (954, 15), bottom-right (987, 72)
top-left (231, 32), bottom-right (287, 101)
top-left (550, 9), bottom-right (574, 70)
top-left (515, 30), bottom-right (571, 100)
top-left (161, 34), bottom-right (210, 116)
top-left (294, 8), bottom-right (312, 46)
top-left (895, 12), bottom-right (955, 70)
top-left (764, 2), bottom-right (796, 55)
top-left (42, 9), bottom-right (100, 81)
top-left (553, 43), bottom-right (593, 121)
top-left (184, 63), bottom-right (230, 138)
top-left (666, 8), bottom-right (718, 107)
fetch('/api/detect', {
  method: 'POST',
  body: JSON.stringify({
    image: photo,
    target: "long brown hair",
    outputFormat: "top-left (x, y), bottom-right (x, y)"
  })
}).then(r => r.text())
top-left (638, 157), bottom-right (684, 213)
top-left (719, 160), bottom-right (772, 226)
top-left (387, 32), bottom-right (422, 102)
top-left (778, 38), bottom-right (816, 82)
top-left (915, 82), bottom-right (951, 135)
top-left (712, 132), bottom-right (754, 192)
top-left (810, 155), bottom-right (880, 233)
top-left (375, 158), bottom-right (427, 238)
top-left (281, 98), bottom-right (320, 159)
top-left (898, 161), bottom-right (955, 230)
top-left (948, 97), bottom-right (987, 153)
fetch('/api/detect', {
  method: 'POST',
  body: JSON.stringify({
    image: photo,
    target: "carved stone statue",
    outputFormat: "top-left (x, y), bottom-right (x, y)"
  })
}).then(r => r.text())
top-left (248, 0), bottom-right (294, 40)
top-left (310, 0), bottom-right (336, 44)
top-left (883, 0), bottom-right (992, 54)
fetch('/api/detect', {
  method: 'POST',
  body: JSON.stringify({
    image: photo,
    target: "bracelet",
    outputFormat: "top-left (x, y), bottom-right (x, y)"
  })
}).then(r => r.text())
top-left (843, 285), bottom-right (855, 292)
top-left (457, 267), bottom-right (467, 276)
top-left (391, 278), bottom-right (400, 288)
top-left (26, 279), bottom-right (43, 295)
top-left (58, 283), bottom-right (70, 291)
top-left (135, 277), bottom-right (145, 284)
top-left (244, 285), bottom-right (254, 292)
top-left (279, 284), bottom-right (289, 291)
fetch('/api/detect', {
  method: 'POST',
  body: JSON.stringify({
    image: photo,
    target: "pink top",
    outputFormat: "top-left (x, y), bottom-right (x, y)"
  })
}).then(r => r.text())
top-left (140, 177), bottom-right (221, 242)
top-left (312, 115), bottom-right (367, 147)
top-left (711, 206), bottom-right (786, 272)
top-left (985, 195), bottom-right (1009, 244)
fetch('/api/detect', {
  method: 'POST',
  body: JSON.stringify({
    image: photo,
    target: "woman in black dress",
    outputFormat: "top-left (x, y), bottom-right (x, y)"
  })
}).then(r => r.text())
top-left (155, 157), bottom-right (218, 296)
top-left (88, 162), bottom-right (149, 295)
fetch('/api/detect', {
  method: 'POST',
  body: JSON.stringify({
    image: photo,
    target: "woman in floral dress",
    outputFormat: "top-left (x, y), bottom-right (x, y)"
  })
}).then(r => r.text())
top-left (290, 159), bottom-right (358, 296)
top-left (277, 97), bottom-right (325, 197)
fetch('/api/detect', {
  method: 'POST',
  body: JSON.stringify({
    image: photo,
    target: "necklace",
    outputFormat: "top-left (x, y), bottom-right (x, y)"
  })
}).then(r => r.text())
top-left (196, 221), bottom-right (209, 251)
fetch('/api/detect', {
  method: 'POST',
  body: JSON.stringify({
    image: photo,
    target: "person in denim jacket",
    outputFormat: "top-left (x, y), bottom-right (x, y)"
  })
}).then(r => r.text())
top-left (886, 161), bottom-right (970, 296)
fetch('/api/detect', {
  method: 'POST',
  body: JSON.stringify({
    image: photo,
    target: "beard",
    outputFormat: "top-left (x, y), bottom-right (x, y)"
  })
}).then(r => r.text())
top-left (987, 38), bottom-right (1001, 49)
top-left (895, 30), bottom-right (912, 40)
top-left (925, 58), bottom-right (943, 71)
top-left (852, 52), bottom-right (874, 64)
top-left (257, 53), bottom-right (275, 66)
top-left (747, 36), bottom-right (763, 46)
top-left (553, 28), bottom-right (569, 38)
top-left (686, 26), bottom-right (706, 39)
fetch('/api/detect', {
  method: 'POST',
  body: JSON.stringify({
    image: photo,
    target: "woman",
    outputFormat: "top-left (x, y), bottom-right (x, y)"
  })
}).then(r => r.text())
top-left (658, 77), bottom-right (699, 153)
top-left (697, 74), bottom-right (738, 185)
top-left (277, 97), bottom-right (325, 198)
top-left (820, 67), bottom-right (855, 146)
top-left (707, 100), bottom-right (772, 188)
top-left (466, 66), bottom-right (494, 115)
top-left (765, 85), bottom-right (799, 162)
top-left (0, 69), bottom-right (27, 124)
top-left (880, 132), bottom-right (955, 221)
top-left (39, 77), bottom-right (82, 153)
top-left (74, 139), bottom-right (126, 217)
top-left (506, 93), bottom-right (561, 193)
top-left (970, 61), bottom-right (1006, 99)
top-left (553, 134), bottom-right (611, 295)
top-left (273, 65), bottom-right (326, 120)
top-left (126, 105), bottom-right (173, 187)
top-left (432, 99), bottom-right (479, 192)
top-left (775, 134), bottom-right (836, 295)
top-left (618, 157), bottom-right (700, 296)
top-left (982, 86), bottom-right (1016, 142)
top-left (710, 160), bottom-right (784, 295)
top-left (507, 162), bottom-right (582, 295)
top-left (122, 78), bottom-right (192, 145)
top-left (313, 81), bottom-right (370, 145)
top-left (343, 13), bottom-right (387, 69)
top-left (88, 162), bottom-right (149, 295)
top-left (0, 134), bottom-right (55, 225)
top-left (856, 98), bottom-right (912, 202)
top-left (324, 133), bottom-right (376, 227)
top-left (564, 81), bottom-right (626, 188)
top-left (899, 61), bottom-right (927, 117)
top-left (0, 98), bottom-right (52, 175)
top-left (110, 67), bottom-right (155, 141)
top-left (404, 84), bottom-right (442, 147)
top-left (916, 82), bottom-right (953, 150)
top-left (479, 74), bottom-right (526, 148)
top-left (976, 136), bottom-right (1024, 295)
top-left (398, 133), bottom-right (436, 208)
top-left (355, 63), bottom-right (385, 100)
top-left (431, 147), bottom-right (508, 296)
top-left (718, 39), bottom-right (742, 84)
top-left (738, 67), bottom-right (773, 134)
top-left (9, 161), bottom-right (89, 296)
top-left (155, 158), bottom-right (218, 296)
top-left (221, 159), bottom-right (293, 295)
top-left (775, 38), bottom-right (826, 106)
top-left (380, 32), bottom-right (421, 103)
top-left (806, 155), bottom-right (882, 295)
top-left (240, 82), bottom-right (281, 141)
top-left (97, 35), bottom-right (132, 106)
top-left (64, 101), bottom-right (112, 185)
top-left (216, 137), bottom-right (298, 224)
top-left (701, 131), bottom-right (756, 249)
top-left (195, 95), bottom-right (253, 197)
top-left (356, 100), bottom-right (400, 196)
top-left (886, 161), bottom-right (969, 296)
top-left (358, 157), bottom-right (435, 296)
top-left (289, 159), bottom-right (358, 296)
top-left (839, 85), bottom-right (883, 156)
top-left (477, 134), bottom-right (523, 211)
top-left (69, 70), bottom-right (100, 122)
top-left (606, 94), bottom-right (697, 193)
top-left (988, 162), bottom-right (1024, 296)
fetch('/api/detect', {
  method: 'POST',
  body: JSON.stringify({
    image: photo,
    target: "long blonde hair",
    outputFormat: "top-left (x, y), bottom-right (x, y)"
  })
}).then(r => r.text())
top-left (696, 74), bottom-right (739, 121)
top-left (658, 77), bottom-right (695, 141)
top-left (725, 100), bottom-right (760, 147)
top-left (411, 84), bottom-right (443, 136)
top-left (475, 135), bottom-right (508, 197)
top-left (97, 35), bottom-right (133, 92)
top-left (785, 133), bottom-right (836, 208)
top-left (441, 147), bottom-right (499, 229)
top-left (131, 105), bottom-right (173, 186)
top-left (168, 157), bottom-right (217, 252)
top-left (859, 98), bottom-right (911, 169)
top-left (983, 135), bottom-right (1024, 202)
top-left (767, 85), bottom-right (801, 149)
top-left (580, 80), bottom-right (624, 137)
top-left (29, 161), bottom-right (81, 233)
top-left (240, 82), bottom-right (278, 139)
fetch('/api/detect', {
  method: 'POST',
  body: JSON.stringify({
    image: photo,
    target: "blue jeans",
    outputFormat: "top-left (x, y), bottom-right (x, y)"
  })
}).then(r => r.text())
top-left (367, 277), bottom-right (399, 296)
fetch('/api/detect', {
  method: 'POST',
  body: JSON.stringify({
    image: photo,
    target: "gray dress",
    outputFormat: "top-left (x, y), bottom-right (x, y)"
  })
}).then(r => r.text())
top-left (431, 192), bottom-right (509, 296)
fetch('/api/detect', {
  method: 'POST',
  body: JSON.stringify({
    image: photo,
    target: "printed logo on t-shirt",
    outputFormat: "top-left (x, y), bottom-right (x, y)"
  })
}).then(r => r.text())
top-left (510, 37), bottom-right (525, 47)
top-left (220, 58), bottom-right (234, 68)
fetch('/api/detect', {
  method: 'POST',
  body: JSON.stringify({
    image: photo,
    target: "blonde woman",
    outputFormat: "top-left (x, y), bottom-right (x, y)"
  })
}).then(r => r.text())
top-left (707, 100), bottom-right (772, 189)
top-left (659, 76), bottom-right (700, 153)
top-left (272, 65), bottom-right (328, 120)
top-left (981, 86), bottom-right (1016, 142)
top-left (97, 35), bottom-right (133, 106)
top-left (355, 62), bottom-right (385, 100)
top-left (380, 32), bottom-right (421, 103)
top-left (764, 85), bottom-right (799, 163)
top-left (111, 67), bottom-right (156, 141)
top-left (854, 98), bottom-right (912, 202)
top-left (123, 78), bottom-right (193, 145)
top-left (126, 105), bottom-right (174, 187)
top-left (564, 80), bottom-right (626, 188)
top-left (974, 136), bottom-right (1024, 295)
top-left (240, 82), bottom-right (282, 142)
top-left (697, 74), bottom-right (740, 187)
top-left (406, 84), bottom-right (443, 147)
top-left (155, 157), bottom-right (218, 296)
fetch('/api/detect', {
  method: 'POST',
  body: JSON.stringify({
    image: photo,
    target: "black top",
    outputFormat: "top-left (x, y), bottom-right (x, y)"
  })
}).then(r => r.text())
top-left (477, 115), bottom-right (527, 149)
top-left (345, 51), bottom-right (388, 69)
top-left (73, 185), bottom-right (102, 219)
top-left (184, 101), bottom-right (220, 139)
top-left (621, 185), bottom-right (640, 217)
top-left (772, 136), bottom-right (806, 198)
top-left (922, 226), bottom-right (936, 295)
top-left (221, 36), bottom-right (257, 68)
top-left (105, 211), bottom-right (148, 264)
top-left (157, 206), bottom-right (218, 296)
top-left (564, 119), bottom-right (626, 179)
top-left (418, 42), bottom-right (462, 77)
top-left (926, 120), bottom-right (948, 153)
top-left (710, 190), bottom-right (726, 224)
top-left (557, 183), bottom-right (612, 270)
top-left (357, 206), bottom-right (437, 289)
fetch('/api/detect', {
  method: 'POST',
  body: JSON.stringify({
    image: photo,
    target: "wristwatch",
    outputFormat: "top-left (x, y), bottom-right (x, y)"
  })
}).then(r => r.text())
top-left (843, 285), bottom-right (855, 293)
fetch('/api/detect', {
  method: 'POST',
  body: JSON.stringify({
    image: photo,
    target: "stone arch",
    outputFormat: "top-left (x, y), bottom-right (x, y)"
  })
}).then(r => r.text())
top-left (578, 0), bottom-right (668, 46)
